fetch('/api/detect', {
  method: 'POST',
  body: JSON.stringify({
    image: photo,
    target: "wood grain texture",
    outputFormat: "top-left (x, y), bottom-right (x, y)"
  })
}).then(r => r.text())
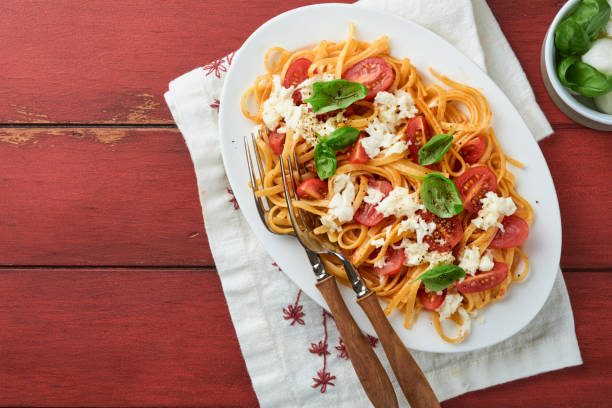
top-left (357, 292), bottom-right (439, 408)
top-left (0, 128), bottom-right (211, 266)
top-left (0, 268), bottom-right (258, 407)
top-left (0, 269), bottom-right (609, 407)
top-left (316, 276), bottom-right (398, 408)
top-left (0, 126), bottom-right (609, 268)
top-left (0, 0), bottom-right (584, 126)
top-left (0, 0), bottom-right (350, 124)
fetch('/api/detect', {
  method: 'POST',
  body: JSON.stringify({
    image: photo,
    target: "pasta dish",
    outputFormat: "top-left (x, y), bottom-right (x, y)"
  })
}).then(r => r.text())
top-left (241, 24), bottom-right (533, 343)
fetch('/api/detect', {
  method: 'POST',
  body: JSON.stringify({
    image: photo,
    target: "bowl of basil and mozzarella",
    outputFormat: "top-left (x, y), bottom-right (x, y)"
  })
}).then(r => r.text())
top-left (542, 0), bottom-right (612, 130)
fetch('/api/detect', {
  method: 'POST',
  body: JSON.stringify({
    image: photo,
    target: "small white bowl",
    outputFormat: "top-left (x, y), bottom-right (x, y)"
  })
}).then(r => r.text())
top-left (541, 0), bottom-right (612, 131)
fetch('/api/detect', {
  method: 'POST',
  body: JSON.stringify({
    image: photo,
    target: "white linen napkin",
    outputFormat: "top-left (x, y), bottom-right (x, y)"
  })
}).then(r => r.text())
top-left (165, 1), bottom-right (581, 406)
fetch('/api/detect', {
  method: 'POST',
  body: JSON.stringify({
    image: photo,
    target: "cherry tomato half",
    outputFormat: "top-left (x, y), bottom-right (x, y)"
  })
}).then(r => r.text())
top-left (459, 135), bottom-right (486, 164)
top-left (456, 262), bottom-right (508, 294)
top-left (374, 246), bottom-right (405, 276)
top-left (419, 210), bottom-right (463, 252)
top-left (405, 116), bottom-right (429, 164)
top-left (296, 178), bottom-right (328, 200)
top-left (348, 141), bottom-right (369, 164)
top-left (283, 58), bottom-right (312, 88)
top-left (342, 57), bottom-right (394, 100)
top-left (490, 215), bottom-right (529, 248)
top-left (353, 178), bottom-right (393, 227)
top-left (454, 166), bottom-right (497, 213)
top-left (417, 288), bottom-right (447, 310)
top-left (268, 130), bottom-right (286, 155)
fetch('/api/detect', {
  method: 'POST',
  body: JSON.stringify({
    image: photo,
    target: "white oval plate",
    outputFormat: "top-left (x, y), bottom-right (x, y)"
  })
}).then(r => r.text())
top-left (219, 4), bottom-right (561, 353)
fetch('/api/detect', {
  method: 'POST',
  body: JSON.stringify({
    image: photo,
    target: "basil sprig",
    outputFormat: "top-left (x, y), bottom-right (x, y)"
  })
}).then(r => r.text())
top-left (304, 79), bottom-right (368, 114)
top-left (411, 264), bottom-right (466, 292)
top-left (314, 127), bottom-right (359, 179)
top-left (418, 130), bottom-right (455, 166)
top-left (420, 173), bottom-right (463, 218)
top-left (558, 56), bottom-right (612, 97)
top-left (554, 0), bottom-right (610, 56)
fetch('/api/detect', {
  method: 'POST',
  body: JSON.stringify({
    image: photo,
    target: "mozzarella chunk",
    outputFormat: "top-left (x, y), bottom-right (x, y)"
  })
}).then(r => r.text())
top-left (582, 38), bottom-right (612, 76)
top-left (328, 174), bottom-right (356, 223)
top-left (595, 90), bottom-right (612, 114)
top-left (376, 187), bottom-right (424, 218)
top-left (359, 90), bottom-right (418, 158)
top-left (402, 241), bottom-right (430, 266)
top-left (398, 216), bottom-right (436, 243)
top-left (320, 214), bottom-right (341, 233)
top-left (436, 293), bottom-right (464, 320)
top-left (471, 192), bottom-right (517, 231)
top-left (458, 246), bottom-right (495, 275)
top-left (261, 75), bottom-right (345, 146)
top-left (363, 186), bottom-right (385, 205)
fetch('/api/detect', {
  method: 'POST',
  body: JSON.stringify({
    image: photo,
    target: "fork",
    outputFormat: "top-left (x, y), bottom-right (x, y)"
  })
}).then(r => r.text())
top-left (244, 133), bottom-right (397, 408)
top-left (280, 151), bottom-right (440, 408)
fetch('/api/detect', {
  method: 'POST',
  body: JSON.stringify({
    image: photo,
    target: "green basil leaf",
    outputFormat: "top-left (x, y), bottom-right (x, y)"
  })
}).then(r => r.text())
top-left (314, 142), bottom-right (337, 180)
top-left (418, 130), bottom-right (455, 166)
top-left (420, 173), bottom-right (463, 218)
top-left (558, 56), bottom-right (612, 97)
top-left (411, 264), bottom-right (466, 292)
top-left (554, 19), bottom-right (591, 56)
top-left (304, 79), bottom-right (368, 114)
top-left (571, 0), bottom-right (610, 39)
top-left (322, 127), bottom-right (359, 151)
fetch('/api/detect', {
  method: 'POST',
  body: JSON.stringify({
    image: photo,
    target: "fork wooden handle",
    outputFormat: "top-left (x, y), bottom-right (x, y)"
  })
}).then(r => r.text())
top-left (316, 276), bottom-right (398, 408)
top-left (357, 292), bottom-right (440, 408)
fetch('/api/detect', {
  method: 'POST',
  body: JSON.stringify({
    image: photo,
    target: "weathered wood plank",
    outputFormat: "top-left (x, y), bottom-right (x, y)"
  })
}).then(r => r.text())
top-left (0, 0), bottom-right (590, 126)
top-left (1, 127), bottom-right (609, 268)
top-left (0, 268), bottom-right (607, 406)
top-left (0, 128), bottom-right (211, 266)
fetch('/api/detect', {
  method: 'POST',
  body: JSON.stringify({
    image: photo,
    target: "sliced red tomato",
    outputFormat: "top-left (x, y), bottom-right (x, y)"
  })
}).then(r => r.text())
top-left (374, 246), bottom-right (405, 276)
top-left (342, 57), bottom-right (394, 100)
top-left (405, 116), bottom-right (429, 164)
top-left (268, 130), bottom-right (286, 155)
top-left (348, 141), bottom-right (370, 164)
top-left (457, 262), bottom-right (508, 294)
top-left (283, 58), bottom-right (312, 88)
top-left (459, 135), bottom-right (486, 164)
top-left (454, 166), bottom-right (497, 214)
top-left (296, 178), bottom-right (328, 200)
top-left (417, 288), bottom-right (447, 310)
top-left (353, 178), bottom-right (393, 227)
top-left (419, 210), bottom-right (463, 252)
top-left (490, 215), bottom-right (529, 248)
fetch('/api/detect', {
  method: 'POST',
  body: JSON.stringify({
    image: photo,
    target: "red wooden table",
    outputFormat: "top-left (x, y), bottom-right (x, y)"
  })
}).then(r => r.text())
top-left (0, 0), bottom-right (610, 406)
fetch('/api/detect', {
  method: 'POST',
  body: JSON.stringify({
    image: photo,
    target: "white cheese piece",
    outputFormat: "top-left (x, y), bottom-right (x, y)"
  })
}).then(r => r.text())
top-left (471, 191), bottom-right (517, 231)
top-left (363, 186), bottom-right (385, 205)
top-left (458, 247), bottom-right (495, 276)
top-left (436, 293), bottom-right (464, 320)
top-left (595, 90), bottom-right (612, 114)
top-left (398, 215), bottom-right (436, 243)
top-left (424, 250), bottom-right (455, 267)
top-left (370, 238), bottom-right (385, 248)
top-left (359, 90), bottom-right (417, 159)
top-left (328, 174), bottom-right (356, 223)
top-left (402, 241), bottom-right (430, 266)
top-left (376, 187), bottom-right (424, 218)
top-left (582, 38), bottom-right (612, 75)
top-left (261, 75), bottom-right (345, 147)
top-left (320, 214), bottom-right (341, 233)
top-left (479, 250), bottom-right (495, 272)
top-left (458, 246), bottom-right (481, 275)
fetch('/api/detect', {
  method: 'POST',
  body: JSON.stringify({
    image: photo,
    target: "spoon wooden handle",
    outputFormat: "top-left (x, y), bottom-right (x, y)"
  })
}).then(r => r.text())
top-left (358, 292), bottom-right (440, 408)
top-left (316, 276), bottom-right (398, 408)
